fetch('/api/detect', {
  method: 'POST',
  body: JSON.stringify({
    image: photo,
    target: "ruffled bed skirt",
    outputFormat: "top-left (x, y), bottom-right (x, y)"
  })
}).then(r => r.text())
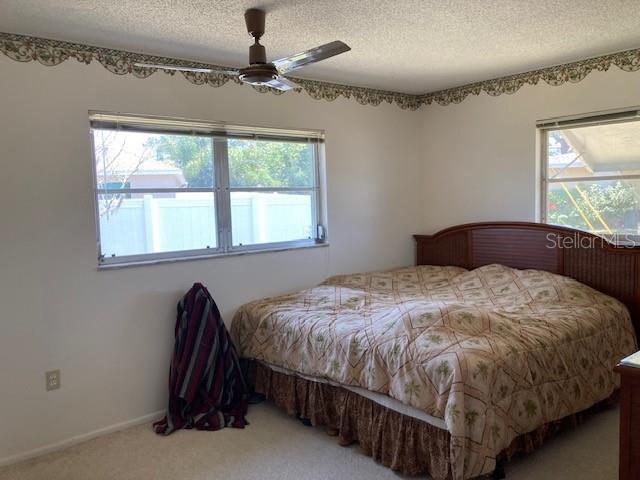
top-left (249, 361), bottom-right (617, 479)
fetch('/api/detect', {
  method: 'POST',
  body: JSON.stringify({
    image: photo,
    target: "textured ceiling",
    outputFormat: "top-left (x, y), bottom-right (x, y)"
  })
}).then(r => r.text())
top-left (1, 0), bottom-right (640, 94)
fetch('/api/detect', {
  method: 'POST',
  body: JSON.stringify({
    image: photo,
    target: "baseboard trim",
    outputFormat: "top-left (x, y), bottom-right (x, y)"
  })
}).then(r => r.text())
top-left (0, 410), bottom-right (165, 467)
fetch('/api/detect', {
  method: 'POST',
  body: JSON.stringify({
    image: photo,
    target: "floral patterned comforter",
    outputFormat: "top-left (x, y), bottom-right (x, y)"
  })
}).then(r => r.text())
top-left (231, 264), bottom-right (636, 479)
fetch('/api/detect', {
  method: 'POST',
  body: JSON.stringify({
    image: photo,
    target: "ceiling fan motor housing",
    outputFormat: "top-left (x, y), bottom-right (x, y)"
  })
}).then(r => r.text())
top-left (239, 64), bottom-right (278, 84)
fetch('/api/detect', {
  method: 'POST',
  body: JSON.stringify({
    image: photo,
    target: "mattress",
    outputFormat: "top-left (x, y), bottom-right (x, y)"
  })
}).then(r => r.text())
top-left (264, 361), bottom-right (447, 429)
top-left (231, 263), bottom-right (636, 479)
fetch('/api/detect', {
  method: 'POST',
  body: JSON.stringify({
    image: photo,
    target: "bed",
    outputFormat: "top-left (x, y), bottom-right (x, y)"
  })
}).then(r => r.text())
top-left (230, 222), bottom-right (640, 479)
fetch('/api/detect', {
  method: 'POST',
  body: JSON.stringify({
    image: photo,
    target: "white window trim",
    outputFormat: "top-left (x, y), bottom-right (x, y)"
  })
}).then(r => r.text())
top-left (96, 242), bottom-right (330, 270)
top-left (90, 112), bottom-right (327, 268)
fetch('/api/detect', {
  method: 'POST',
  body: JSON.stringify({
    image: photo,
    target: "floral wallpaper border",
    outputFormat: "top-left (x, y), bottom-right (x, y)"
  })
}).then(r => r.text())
top-left (0, 32), bottom-right (422, 110)
top-left (1, 32), bottom-right (639, 111)
top-left (419, 47), bottom-right (640, 107)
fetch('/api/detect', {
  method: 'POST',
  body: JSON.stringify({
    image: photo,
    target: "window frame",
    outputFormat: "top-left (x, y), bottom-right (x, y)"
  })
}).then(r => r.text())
top-left (538, 107), bottom-right (640, 237)
top-left (90, 112), bottom-right (326, 267)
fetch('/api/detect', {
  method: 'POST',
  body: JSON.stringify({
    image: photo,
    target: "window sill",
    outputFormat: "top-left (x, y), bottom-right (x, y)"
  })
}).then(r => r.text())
top-left (97, 241), bottom-right (330, 270)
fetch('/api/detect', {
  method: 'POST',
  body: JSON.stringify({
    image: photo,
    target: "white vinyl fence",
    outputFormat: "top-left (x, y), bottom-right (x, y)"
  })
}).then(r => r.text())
top-left (99, 192), bottom-right (313, 257)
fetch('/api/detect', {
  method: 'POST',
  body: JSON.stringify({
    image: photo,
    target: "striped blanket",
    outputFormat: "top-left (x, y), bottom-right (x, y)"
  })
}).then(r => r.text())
top-left (154, 283), bottom-right (248, 435)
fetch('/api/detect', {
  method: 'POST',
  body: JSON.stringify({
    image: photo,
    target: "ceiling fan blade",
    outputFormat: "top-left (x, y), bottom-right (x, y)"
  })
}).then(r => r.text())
top-left (272, 41), bottom-right (351, 74)
top-left (261, 76), bottom-right (299, 91)
top-left (134, 63), bottom-right (240, 75)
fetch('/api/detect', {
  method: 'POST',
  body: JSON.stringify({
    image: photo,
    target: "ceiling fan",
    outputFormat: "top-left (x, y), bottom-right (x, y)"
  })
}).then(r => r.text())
top-left (135, 8), bottom-right (351, 91)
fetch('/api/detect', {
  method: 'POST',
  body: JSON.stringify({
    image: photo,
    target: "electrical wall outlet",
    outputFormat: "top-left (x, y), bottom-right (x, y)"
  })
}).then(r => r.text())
top-left (46, 370), bottom-right (60, 391)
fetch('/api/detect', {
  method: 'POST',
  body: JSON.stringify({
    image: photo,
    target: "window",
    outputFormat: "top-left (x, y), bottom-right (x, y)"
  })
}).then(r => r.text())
top-left (90, 113), bottom-right (325, 266)
top-left (540, 109), bottom-right (640, 244)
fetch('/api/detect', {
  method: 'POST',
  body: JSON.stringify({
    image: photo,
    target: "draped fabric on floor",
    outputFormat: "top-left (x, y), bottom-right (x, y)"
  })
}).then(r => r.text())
top-left (154, 283), bottom-right (248, 435)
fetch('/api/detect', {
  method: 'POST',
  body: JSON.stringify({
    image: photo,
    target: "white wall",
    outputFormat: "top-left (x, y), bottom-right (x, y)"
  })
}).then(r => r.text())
top-left (418, 68), bottom-right (640, 233)
top-left (0, 56), bottom-right (423, 462)
top-left (2, 51), bottom-right (640, 464)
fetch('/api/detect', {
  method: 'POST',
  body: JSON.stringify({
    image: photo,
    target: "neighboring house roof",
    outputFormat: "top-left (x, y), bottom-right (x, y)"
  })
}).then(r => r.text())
top-left (97, 150), bottom-right (187, 186)
top-left (548, 152), bottom-right (587, 170)
top-left (563, 122), bottom-right (640, 172)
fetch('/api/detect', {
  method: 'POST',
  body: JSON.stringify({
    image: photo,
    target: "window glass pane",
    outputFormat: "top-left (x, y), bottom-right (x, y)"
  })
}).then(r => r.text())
top-left (228, 139), bottom-right (314, 188)
top-left (98, 192), bottom-right (216, 257)
top-left (93, 129), bottom-right (213, 189)
top-left (547, 120), bottom-right (640, 180)
top-left (547, 179), bottom-right (640, 240)
top-left (230, 191), bottom-right (314, 246)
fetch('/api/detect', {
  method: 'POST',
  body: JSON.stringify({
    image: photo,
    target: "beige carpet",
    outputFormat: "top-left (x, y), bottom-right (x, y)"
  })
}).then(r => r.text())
top-left (0, 401), bottom-right (619, 480)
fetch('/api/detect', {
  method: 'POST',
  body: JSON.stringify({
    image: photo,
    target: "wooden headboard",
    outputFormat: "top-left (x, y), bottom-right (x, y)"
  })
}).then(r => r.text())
top-left (414, 222), bottom-right (640, 336)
